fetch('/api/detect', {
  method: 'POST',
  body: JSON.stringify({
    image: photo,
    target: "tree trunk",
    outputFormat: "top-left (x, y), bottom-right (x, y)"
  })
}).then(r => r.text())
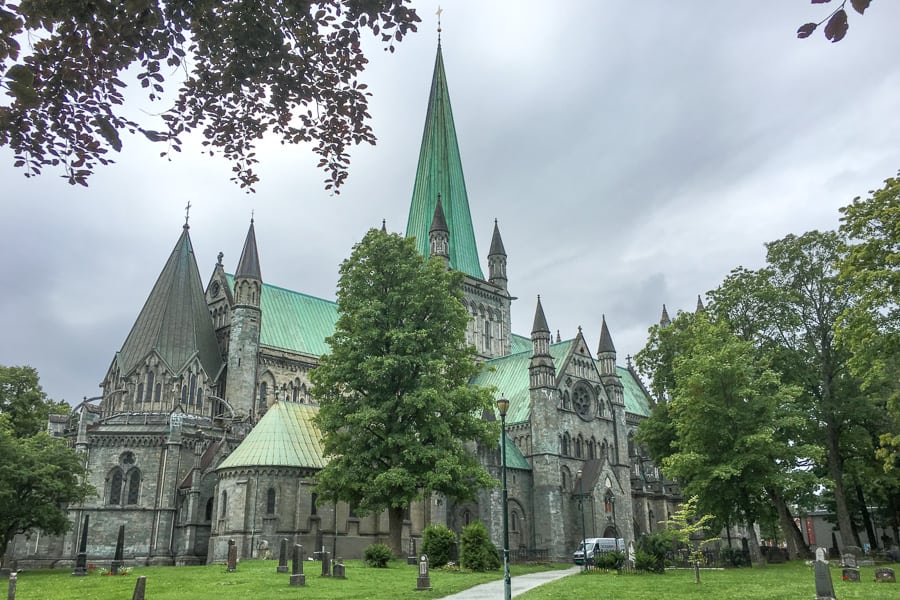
top-left (388, 506), bottom-right (404, 557)
top-left (765, 486), bottom-right (808, 559)
top-left (856, 484), bottom-right (878, 550)
top-left (746, 522), bottom-right (765, 568)
top-left (824, 424), bottom-right (860, 551)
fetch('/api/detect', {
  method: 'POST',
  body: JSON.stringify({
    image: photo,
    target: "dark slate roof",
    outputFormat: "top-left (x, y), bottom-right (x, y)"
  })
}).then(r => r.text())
top-left (235, 220), bottom-right (262, 281)
top-left (531, 296), bottom-right (550, 334)
top-left (116, 226), bottom-right (223, 379)
top-left (406, 44), bottom-right (484, 279)
top-left (488, 220), bottom-right (506, 257)
top-left (598, 315), bottom-right (616, 354)
top-left (660, 304), bottom-right (671, 326)
top-left (218, 402), bottom-right (325, 470)
top-left (429, 196), bottom-right (449, 234)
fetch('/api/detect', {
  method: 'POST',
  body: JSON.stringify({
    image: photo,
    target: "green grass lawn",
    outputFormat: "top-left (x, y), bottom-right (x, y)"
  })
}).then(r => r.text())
top-left (9, 559), bottom-right (566, 600)
top-left (519, 562), bottom-right (898, 600)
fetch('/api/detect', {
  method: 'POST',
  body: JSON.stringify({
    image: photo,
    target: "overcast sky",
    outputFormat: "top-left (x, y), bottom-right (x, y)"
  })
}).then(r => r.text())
top-left (2, 1), bottom-right (899, 404)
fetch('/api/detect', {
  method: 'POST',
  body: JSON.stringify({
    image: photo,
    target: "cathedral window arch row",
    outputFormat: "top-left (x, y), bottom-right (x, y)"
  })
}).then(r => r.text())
top-left (588, 437), bottom-right (596, 459)
top-left (575, 434), bottom-right (583, 458)
top-left (560, 465), bottom-right (572, 492)
top-left (560, 431), bottom-right (570, 456)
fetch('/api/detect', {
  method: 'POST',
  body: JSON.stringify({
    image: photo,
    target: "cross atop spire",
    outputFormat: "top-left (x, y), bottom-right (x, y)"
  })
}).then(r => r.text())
top-left (184, 201), bottom-right (192, 228)
top-left (436, 5), bottom-right (443, 43)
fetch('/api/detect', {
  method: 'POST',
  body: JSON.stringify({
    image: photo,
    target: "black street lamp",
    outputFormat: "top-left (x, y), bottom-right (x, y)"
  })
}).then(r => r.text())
top-left (576, 469), bottom-right (587, 572)
top-left (606, 478), bottom-right (619, 551)
top-left (497, 398), bottom-right (511, 600)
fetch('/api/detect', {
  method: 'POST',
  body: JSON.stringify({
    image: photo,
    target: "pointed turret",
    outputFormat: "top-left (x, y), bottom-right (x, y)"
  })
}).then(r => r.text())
top-left (226, 219), bottom-right (264, 419)
top-left (381, 219), bottom-right (387, 233)
top-left (429, 195), bottom-right (450, 264)
top-left (696, 294), bottom-right (705, 313)
top-left (597, 315), bottom-right (616, 376)
top-left (529, 296), bottom-right (555, 390)
top-left (660, 304), bottom-right (671, 327)
top-left (487, 219), bottom-right (508, 291)
top-left (406, 43), bottom-right (483, 279)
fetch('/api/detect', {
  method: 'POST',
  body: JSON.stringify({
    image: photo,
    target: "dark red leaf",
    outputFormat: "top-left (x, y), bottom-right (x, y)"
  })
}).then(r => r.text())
top-left (851, 0), bottom-right (870, 15)
top-left (811, 0), bottom-right (831, 4)
top-left (824, 9), bottom-right (849, 42)
top-left (797, 22), bottom-right (817, 38)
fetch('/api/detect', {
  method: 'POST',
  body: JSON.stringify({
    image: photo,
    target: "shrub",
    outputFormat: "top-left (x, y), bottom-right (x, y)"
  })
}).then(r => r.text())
top-left (594, 550), bottom-right (625, 570)
top-left (634, 549), bottom-right (659, 573)
top-left (460, 520), bottom-right (501, 572)
top-left (721, 546), bottom-right (748, 568)
top-left (363, 543), bottom-right (392, 568)
top-left (636, 532), bottom-right (673, 574)
top-left (422, 523), bottom-right (457, 568)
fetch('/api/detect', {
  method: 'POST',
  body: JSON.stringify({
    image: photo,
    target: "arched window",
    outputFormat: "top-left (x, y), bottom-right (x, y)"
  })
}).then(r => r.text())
top-left (136, 383), bottom-right (143, 404)
top-left (511, 511), bottom-right (519, 533)
top-left (196, 387), bottom-right (203, 409)
top-left (266, 487), bottom-right (276, 514)
top-left (259, 382), bottom-right (267, 408)
top-left (575, 435), bottom-right (583, 458)
top-left (145, 372), bottom-right (154, 402)
top-left (310, 492), bottom-right (318, 516)
top-left (604, 492), bottom-right (614, 513)
top-left (189, 374), bottom-right (196, 406)
top-left (628, 434), bottom-right (637, 457)
top-left (463, 510), bottom-right (471, 526)
top-left (126, 469), bottom-right (141, 504)
top-left (154, 383), bottom-right (161, 403)
top-left (220, 492), bottom-right (228, 518)
top-left (205, 498), bottom-right (214, 521)
top-left (181, 385), bottom-right (187, 404)
top-left (561, 432), bottom-right (570, 456)
top-left (588, 439), bottom-right (596, 459)
top-left (561, 468), bottom-right (568, 492)
top-left (108, 468), bottom-right (124, 505)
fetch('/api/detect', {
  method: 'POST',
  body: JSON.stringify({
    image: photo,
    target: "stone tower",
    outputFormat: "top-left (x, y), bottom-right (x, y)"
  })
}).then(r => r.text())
top-left (225, 219), bottom-right (262, 419)
top-left (429, 195), bottom-right (450, 266)
top-left (487, 220), bottom-right (508, 292)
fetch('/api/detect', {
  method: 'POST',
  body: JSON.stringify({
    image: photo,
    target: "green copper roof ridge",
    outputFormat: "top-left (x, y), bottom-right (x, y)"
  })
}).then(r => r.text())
top-left (406, 43), bottom-right (484, 279)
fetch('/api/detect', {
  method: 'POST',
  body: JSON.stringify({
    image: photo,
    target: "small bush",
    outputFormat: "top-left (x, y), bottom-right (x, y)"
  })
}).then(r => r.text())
top-left (460, 520), bottom-right (501, 572)
top-left (634, 550), bottom-right (659, 573)
top-left (721, 546), bottom-right (749, 568)
top-left (594, 550), bottom-right (625, 570)
top-left (422, 523), bottom-right (457, 568)
top-left (363, 543), bottom-right (392, 568)
top-left (636, 532), bottom-right (672, 574)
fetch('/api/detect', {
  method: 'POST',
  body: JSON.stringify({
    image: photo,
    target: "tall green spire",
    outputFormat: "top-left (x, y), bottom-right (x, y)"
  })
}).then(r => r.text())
top-left (406, 43), bottom-right (484, 279)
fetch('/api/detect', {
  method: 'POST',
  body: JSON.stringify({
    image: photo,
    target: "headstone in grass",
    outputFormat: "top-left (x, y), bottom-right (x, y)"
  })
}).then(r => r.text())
top-left (416, 554), bottom-right (431, 591)
top-left (290, 544), bottom-right (306, 587)
top-left (7, 571), bottom-right (16, 600)
top-left (321, 550), bottom-right (331, 577)
top-left (227, 539), bottom-right (237, 572)
top-left (841, 552), bottom-right (857, 568)
top-left (131, 576), bottom-right (147, 600)
top-left (111, 525), bottom-right (125, 574)
top-left (277, 538), bottom-right (289, 574)
top-left (72, 515), bottom-right (89, 576)
top-left (874, 567), bottom-right (895, 583)
top-left (333, 557), bottom-right (346, 579)
top-left (814, 549), bottom-right (836, 600)
top-left (408, 537), bottom-right (418, 565)
top-left (842, 568), bottom-right (860, 583)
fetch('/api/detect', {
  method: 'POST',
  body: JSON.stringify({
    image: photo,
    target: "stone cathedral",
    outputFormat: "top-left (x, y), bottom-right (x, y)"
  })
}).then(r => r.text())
top-left (9, 42), bottom-right (680, 568)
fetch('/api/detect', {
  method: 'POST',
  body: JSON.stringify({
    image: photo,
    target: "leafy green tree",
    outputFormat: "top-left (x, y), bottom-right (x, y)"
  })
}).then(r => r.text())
top-left (709, 230), bottom-right (873, 551)
top-left (311, 228), bottom-right (498, 555)
top-left (838, 172), bottom-right (900, 472)
top-left (660, 495), bottom-right (718, 583)
top-left (0, 365), bottom-right (69, 439)
top-left (0, 366), bottom-right (93, 570)
top-left (459, 520), bottom-right (500, 572)
top-left (422, 523), bottom-right (457, 568)
top-left (0, 1), bottom-right (419, 191)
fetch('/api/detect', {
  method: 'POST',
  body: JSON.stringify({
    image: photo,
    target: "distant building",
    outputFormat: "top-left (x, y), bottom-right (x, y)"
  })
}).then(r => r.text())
top-left (8, 41), bottom-right (679, 568)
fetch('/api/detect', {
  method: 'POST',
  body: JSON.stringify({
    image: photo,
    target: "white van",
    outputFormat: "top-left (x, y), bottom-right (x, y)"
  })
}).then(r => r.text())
top-left (572, 537), bottom-right (625, 564)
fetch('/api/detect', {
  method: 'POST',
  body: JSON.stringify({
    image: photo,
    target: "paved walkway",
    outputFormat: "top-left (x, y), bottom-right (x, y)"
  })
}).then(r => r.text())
top-left (438, 565), bottom-right (580, 599)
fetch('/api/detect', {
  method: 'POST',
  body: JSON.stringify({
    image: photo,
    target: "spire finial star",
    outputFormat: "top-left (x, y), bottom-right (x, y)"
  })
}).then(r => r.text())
top-left (184, 201), bottom-right (192, 228)
top-left (436, 5), bottom-right (443, 42)
top-left (251, 209), bottom-right (255, 224)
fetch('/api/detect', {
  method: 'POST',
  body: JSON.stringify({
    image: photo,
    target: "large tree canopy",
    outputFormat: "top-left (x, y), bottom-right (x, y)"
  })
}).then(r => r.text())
top-left (0, 365), bottom-right (93, 569)
top-left (311, 228), bottom-right (497, 555)
top-left (0, 0), bottom-right (419, 191)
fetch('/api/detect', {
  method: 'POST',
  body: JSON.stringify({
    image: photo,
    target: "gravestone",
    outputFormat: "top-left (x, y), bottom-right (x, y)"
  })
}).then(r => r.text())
top-left (875, 567), bottom-right (896, 583)
top-left (226, 539), bottom-right (237, 572)
top-left (814, 548), bottom-right (836, 600)
top-left (842, 568), bottom-right (860, 583)
top-left (7, 572), bottom-right (16, 600)
top-left (277, 538), bottom-right (289, 573)
top-left (131, 576), bottom-right (147, 600)
top-left (72, 515), bottom-right (90, 576)
top-left (416, 554), bottom-right (431, 591)
top-left (841, 553), bottom-right (857, 568)
top-left (290, 544), bottom-right (306, 587)
top-left (321, 549), bottom-right (331, 577)
top-left (407, 537), bottom-right (418, 565)
top-left (111, 525), bottom-right (125, 574)
top-left (844, 545), bottom-right (862, 557)
top-left (333, 557), bottom-right (346, 579)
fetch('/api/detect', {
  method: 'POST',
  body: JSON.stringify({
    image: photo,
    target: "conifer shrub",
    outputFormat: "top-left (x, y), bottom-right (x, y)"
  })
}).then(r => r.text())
top-left (594, 550), bottom-right (625, 570)
top-left (363, 543), bottom-right (393, 568)
top-left (460, 520), bottom-right (501, 572)
top-left (422, 524), bottom-right (457, 568)
top-left (635, 532), bottom-right (673, 573)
